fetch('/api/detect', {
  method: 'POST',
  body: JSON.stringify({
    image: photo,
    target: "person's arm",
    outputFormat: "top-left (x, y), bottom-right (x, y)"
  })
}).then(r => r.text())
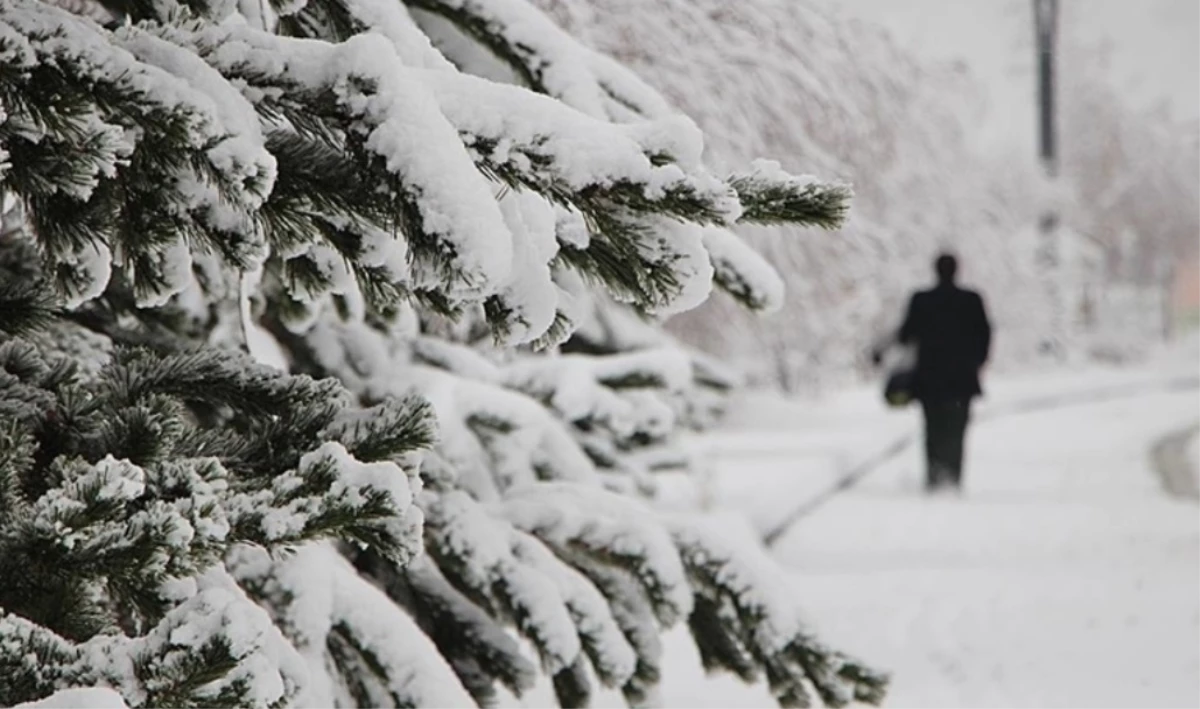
top-left (871, 294), bottom-right (919, 365)
top-left (898, 293), bottom-right (921, 346)
top-left (974, 292), bottom-right (992, 367)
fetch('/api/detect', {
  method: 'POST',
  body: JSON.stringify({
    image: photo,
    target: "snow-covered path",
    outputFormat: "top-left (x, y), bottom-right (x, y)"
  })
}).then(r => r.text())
top-left (775, 390), bottom-right (1198, 708)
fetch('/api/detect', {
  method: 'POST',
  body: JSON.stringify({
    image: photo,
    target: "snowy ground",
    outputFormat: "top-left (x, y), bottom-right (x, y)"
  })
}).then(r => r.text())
top-left (653, 337), bottom-right (1200, 708)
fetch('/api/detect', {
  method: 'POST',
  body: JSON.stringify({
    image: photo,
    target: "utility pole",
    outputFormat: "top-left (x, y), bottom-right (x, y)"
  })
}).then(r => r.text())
top-left (1033, 0), bottom-right (1063, 356)
top-left (1034, 0), bottom-right (1058, 180)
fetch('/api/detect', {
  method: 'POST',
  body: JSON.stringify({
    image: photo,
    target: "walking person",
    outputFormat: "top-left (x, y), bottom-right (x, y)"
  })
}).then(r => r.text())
top-left (875, 253), bottom-right (992, 492)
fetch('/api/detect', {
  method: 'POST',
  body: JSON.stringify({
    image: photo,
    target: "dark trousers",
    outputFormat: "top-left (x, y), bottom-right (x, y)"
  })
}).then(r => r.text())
top-left (920, 399), bottom-right (971, 490)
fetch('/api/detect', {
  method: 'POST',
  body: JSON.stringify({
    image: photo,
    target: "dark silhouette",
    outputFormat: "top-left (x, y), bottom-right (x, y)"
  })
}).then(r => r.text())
top-left (877, 254), bottom-right (992, 491)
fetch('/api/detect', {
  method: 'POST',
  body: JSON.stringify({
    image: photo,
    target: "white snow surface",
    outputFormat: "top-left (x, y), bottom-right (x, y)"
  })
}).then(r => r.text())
top-left (14, 689), bottom-right (129, 709)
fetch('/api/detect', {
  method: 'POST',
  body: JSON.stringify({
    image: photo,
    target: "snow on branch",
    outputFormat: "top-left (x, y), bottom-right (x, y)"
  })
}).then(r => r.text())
top-left (0, 0), bottom-right (274, 306)
top-left (426, 70), bottom-right (740, 225)
top-left (500, 347), bottom-right (690, 491)
top-left (509, 528), bottom-right (637, 690)
top-left (228, 543), bottom-right (475, 708)
top-left (419, 487), bottom-right (650, 706)
top-left (161, 21), bottom-right (514, 302)
top-left (670, 517), bottom-right (889, 708)
top-left (412, 363), bottom-right (601, 496)
top-left (559, 549), bottom-right (665, 706)
top-left (0, 0), bottom-right (890, 704)
top-left (406, 0), bottom-right (673, 120)
top-left (13, 688), bottom-right (129, 709)
top-left (498, 482), bottom-right (693, 626)
top-left (702, 226), bottom-right (787, 313)
top-left (225, 441), bottom-right (426, 563)
top-left (0, 579), bottom-right (304, 709)
top-left (328, 549), bottom-right (476, 707)
top-left (276, 0), bottom-right (455, 70)
top-left (399, 556), bottom-right (540, 703)
top-left (422, 491), bottom-right (584, 673)
top-left (408, 0), bottom-right (858, 318)
top-left (0, 339), bottom-right (435, 708)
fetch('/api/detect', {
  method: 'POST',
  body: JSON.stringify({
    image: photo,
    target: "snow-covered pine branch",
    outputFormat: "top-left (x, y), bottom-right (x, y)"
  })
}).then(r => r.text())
top-left (670, 518), bottom-right (889, 708)
top-left (0, 1), bottom-right (273, 307)
top-left (406, 0), bottom-right (672, 120)
top-left (0, 338), bottom-right (431, 707)
top-left (0, 0), bottom-right (887, 705)
top-left (728, 160), bottom-right (851, 230)
top-left (229, 543), bottom-right (475, 708)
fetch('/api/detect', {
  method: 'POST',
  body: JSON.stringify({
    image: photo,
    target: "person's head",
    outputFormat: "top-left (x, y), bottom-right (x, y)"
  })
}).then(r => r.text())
top-left (934, 253), bottom-right (958, 284)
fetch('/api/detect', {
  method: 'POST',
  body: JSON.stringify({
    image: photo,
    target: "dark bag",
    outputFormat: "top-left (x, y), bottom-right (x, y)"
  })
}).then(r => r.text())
top-left (883, 367), bottom-right (916, 407)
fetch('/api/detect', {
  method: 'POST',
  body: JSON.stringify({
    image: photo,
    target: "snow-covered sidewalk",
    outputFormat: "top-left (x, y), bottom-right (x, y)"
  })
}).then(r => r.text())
top-left (777, 388), bottom-right (1198, 708)
top-left (659, 340), bottom-right (1199, 707)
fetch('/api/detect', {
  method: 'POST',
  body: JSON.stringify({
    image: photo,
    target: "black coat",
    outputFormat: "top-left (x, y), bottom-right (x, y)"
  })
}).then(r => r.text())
top-left (898, 283), bottom-right (991, 402)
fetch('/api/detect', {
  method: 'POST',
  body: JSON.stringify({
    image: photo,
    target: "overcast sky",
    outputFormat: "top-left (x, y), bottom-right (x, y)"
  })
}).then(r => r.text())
top-left (835, 0), bottom-right (1199, 153)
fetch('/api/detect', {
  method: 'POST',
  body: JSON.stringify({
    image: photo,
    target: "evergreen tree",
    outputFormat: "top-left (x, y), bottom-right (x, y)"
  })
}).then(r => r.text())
top-left (0, 0), bottom-right (887, 707)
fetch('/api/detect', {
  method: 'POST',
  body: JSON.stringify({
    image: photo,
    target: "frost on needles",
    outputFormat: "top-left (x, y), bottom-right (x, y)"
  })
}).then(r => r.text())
top-left (0, 0), bottom-right (883, 707)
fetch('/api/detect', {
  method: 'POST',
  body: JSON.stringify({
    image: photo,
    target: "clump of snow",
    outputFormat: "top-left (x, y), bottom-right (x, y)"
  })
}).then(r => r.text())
top-left (238, 269), bottom-right (289, 370)
top-left (337, 0), bottom-right (456, 70)
top-left (305, 320), bottom-right (396, 394)
top-left (57, 241), bottom-right (113, 309)
top-left (499, 482), bottom-right (693, 624)
top-left (587, 347), bottom-right (692, 391)
top-left (327, 546), bottom-right (476, 706)
top-left (701, 226), bottom-right (785, 313)
top-left (115, 26), bottom-right (277, 215)
top-left (492, 190), bottom-right (560, 344)
top-left (410, 0), bottom-right (674, 120)
top-left (623, 114), bottom-right (707, 169)
top-left (423, 490), bottom-right (583, 673)
top-left (145, 575), bottom-right (295, 705)
top-left (412, 336), bottom-right (502, 383)
top-left (425, 69), bottom-right (738, 222)
top-left (29, 457), bottom-right (144, 542)
top-left (224, 439), bottom-right (422, 564)
top-left (355, 221), bottom-right (411, 283)
top-left (161, 21), bottom-right (516, 301)
top-left (305, 441), bottom-right (414, 512)
top-left (129, 236), bottom-right (193, 308)
top-left (500, 347), bottom-right (689, 444)
top-left (66, 579), bottom-right (299, 708)
top-left (14, 689), bottom-right (129, 709)
top-left (406, 365), bottom-right (601, 498)
top-left (670, 515), bottom-right (804, 655)
top-left (633, 217), bottom-right (713, 317)
top-left (510, 529), bottom-right (637, 686)
top-left (503, 357), bottom-right (634, 434)
top-left (554, 206), bottom-right (591, 249)
top-left (740, 158), bottom-right (820, 189)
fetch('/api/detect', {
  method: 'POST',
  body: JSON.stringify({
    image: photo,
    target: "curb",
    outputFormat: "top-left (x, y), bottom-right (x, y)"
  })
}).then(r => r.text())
top-left (760, 432), bottom-right (913, 547)
top-left (1150, 424), bottom-right (1200, 500)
